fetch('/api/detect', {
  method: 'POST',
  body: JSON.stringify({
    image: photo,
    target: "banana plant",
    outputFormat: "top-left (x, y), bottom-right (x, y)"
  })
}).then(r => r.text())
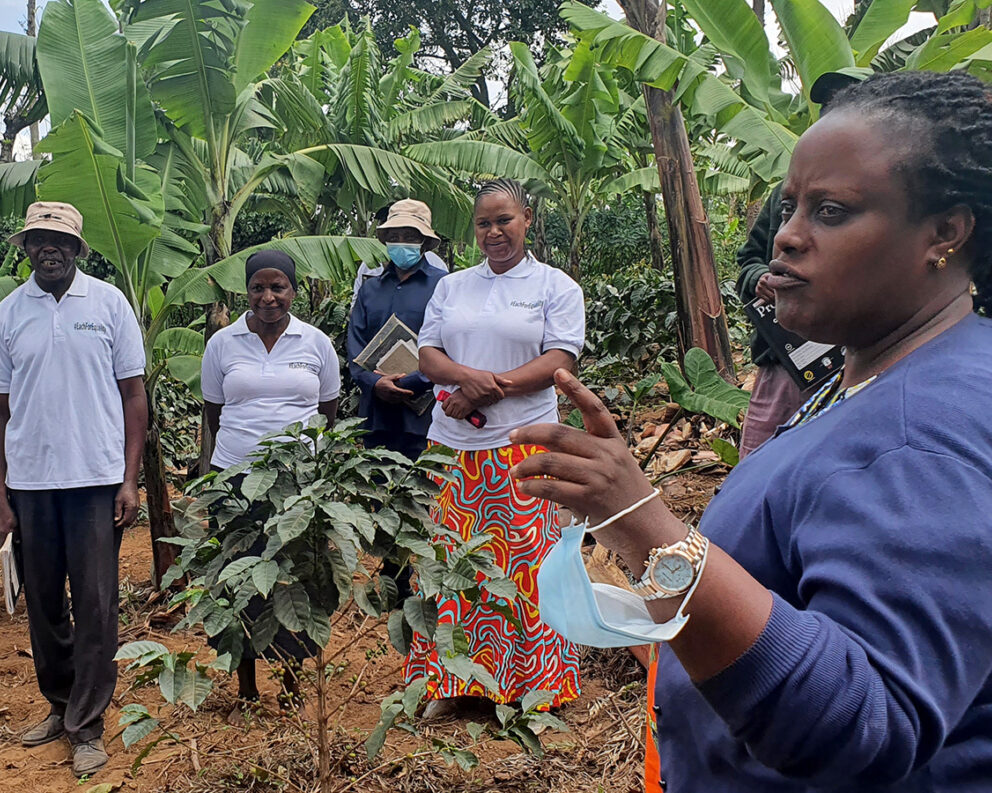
top-left (0, 31), bottom-right (47, 165)
top-left (258, 21), bottom-right (539, 243)
top-left (0, 31), bottom-right (46, 212)
top-left (399, 39), bottom-right (649, 279)
top-left (560, 0), bottom-right (992, 191)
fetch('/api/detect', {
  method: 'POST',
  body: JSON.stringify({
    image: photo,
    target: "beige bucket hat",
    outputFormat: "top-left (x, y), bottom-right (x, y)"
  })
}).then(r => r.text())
top-left (7, 201), bottom-right (90, 258)
top-left (375, 199), bottom-right (441, 251)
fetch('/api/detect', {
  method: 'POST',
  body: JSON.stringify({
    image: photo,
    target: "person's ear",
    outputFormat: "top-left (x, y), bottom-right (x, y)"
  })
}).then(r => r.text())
top-left (523, 206), bottom-right (533, 229)
top-left (924, 205), bottom-right (975, 268)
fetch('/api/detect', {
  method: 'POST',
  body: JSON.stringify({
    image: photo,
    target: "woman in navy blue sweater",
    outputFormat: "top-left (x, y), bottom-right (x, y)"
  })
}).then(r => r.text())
top-left (510, 71), bottom-right (992, 792)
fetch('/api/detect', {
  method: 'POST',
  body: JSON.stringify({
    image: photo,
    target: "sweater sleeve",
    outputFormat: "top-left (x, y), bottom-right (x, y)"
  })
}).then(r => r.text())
top-left (697, 445), bottom-right (992, 787)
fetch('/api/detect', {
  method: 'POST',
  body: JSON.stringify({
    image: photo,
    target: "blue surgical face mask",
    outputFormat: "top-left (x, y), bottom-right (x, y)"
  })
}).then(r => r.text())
top-left (386, 243), bottom-right (422, 270)
top-left (537, 521), bottom-right (696, 647)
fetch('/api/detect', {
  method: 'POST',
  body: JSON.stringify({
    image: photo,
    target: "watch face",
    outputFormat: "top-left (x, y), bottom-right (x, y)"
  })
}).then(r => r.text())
top-left (651, 554), bottom-right (694, 593)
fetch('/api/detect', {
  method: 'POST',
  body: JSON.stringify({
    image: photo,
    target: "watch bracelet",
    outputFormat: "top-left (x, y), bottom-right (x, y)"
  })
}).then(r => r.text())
top-left (632, 525), bottom-right (708, 600)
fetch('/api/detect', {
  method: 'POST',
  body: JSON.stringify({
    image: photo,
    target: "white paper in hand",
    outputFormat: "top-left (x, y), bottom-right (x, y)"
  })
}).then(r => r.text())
top-left (1, 534), bottom-right (21, 615)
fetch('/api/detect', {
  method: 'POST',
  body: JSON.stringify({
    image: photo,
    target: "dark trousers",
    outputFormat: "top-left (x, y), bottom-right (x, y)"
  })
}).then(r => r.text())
top-left (365, 431), bottom-right (428, 598)
top-left (10, 485), bottom-right (122, 743)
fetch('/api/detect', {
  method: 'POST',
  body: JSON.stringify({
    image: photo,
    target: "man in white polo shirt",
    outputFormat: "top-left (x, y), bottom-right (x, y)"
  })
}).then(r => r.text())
top-left (0, 202), bottom-right (148, 778)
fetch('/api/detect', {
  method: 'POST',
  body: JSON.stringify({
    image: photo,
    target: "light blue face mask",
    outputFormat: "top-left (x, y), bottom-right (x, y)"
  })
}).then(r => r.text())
top-left (537, 521), bottom-right (701, 647)
top-left (386, 243), bottom-right (423, 270)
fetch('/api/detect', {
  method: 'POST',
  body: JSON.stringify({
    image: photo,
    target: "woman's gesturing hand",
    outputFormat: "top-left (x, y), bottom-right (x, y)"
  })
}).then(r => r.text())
top-left (509, 369), bottom-right (655, 525)
top-left (458, 368), bottom-right (512, 406)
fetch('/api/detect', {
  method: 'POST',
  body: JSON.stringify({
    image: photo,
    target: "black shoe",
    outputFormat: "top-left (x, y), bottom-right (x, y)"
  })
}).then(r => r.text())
top-left (72, 737), bottom-right (108, 778)
top-left (21, 713), bottom-right (65, 747)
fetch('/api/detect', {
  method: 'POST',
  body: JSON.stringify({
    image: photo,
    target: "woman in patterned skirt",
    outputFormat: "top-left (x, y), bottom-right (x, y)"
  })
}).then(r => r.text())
top-left (405, 179), bottom-right (585, 717)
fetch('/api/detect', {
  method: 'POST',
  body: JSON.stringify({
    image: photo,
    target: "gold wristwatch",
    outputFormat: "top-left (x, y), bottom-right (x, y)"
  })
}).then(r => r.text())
top-left (631, 526), bottom-right (708, 601)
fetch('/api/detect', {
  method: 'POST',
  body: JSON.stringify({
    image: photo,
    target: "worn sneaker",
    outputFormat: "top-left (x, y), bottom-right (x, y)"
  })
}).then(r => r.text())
top-left (21, 713), bottom-right (65, 747)
top-left (72, 738), bottom-right (108, 778)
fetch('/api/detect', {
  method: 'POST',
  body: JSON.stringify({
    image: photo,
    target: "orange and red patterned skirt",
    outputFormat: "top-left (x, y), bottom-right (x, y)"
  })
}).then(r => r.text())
top-left (404, 443), bottom-right (581, 708)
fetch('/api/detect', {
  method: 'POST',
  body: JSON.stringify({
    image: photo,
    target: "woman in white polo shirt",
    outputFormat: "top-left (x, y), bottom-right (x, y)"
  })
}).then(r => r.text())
top-left (200, 249), bottom-right (340, 706)
top-left (405, 179), bottom-right (585, 717)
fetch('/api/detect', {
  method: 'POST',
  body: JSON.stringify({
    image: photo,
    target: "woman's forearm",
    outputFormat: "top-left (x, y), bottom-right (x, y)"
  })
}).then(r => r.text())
top-left (418, 347), bottom-right (470, 385)
top-left (498, 350), bottom-right (575, 398)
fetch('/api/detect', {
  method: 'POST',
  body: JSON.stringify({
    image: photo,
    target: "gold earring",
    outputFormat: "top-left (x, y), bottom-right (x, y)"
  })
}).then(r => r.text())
top-left (935, 256), bottom-right (947, 270)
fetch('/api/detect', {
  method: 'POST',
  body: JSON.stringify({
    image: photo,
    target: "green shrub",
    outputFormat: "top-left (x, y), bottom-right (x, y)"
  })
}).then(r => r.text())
top-left (580, 263), bottom-right (678, 380)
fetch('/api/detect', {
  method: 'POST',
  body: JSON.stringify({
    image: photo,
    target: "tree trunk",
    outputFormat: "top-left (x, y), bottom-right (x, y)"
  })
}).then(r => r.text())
top-left (25, 0), bottom-right (38, 156)
top-left (751, 0), bottom-right (765, 23)
top-left (642, 190), bottom-right (666, 273)
top-left (532, 197), bottom-right (549, 264)
top-left (619, 0), bottom-right (736, 380)
top-left (144, 390), bottom-right (179, 589)
top-left (567, 217), bottom-right (582, 281)
top-left (196, 302), bottom-right (230, 476)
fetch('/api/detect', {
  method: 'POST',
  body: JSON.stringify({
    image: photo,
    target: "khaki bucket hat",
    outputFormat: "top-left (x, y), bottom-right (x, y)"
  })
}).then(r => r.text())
top-left (7, 201), bottom-right (90, 258)
top-left (375, 199), bottom-right (441, 251)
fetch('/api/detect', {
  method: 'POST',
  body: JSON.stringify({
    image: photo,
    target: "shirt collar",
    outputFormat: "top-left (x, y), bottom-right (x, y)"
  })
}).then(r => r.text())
top-left (232, 311), bottom-right (303, 336)
top-left (380, 257), bottom-right (430, 282)
top-left (477, 252), bottom-right (538, 279)
top-left (25, 267), bottom-right (89, 298)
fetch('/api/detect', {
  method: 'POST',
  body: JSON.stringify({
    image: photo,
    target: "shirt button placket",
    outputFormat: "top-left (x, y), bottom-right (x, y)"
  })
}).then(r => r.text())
top-left (52, 301), bottom-right (65, 342)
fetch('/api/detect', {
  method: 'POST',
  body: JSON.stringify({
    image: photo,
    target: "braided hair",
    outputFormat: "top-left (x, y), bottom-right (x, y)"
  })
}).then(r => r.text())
top-left (826, 71), bottom-right (992, 312)
top-left (474, 178), bottom-right (529, 211)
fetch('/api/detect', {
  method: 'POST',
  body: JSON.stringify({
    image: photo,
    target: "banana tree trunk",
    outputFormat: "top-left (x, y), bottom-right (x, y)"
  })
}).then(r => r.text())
top-left (532, 198), bottom-right (549, 264)
top-left (196, 301), bottom-right (230, 476)
top-left (642, 190), bottom-right (666, 273)
top-left (618, 0), bottom-right (735, 380)
top-left (568, 217), bottom-right (583, 281)
top-left (144, 390), bottom-right (178, 589)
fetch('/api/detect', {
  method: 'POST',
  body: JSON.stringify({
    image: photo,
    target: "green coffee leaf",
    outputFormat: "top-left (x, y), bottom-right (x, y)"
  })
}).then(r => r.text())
top-left (403, 597), bottom-right (438, 636)
top-left (273, 582), bottom-right (311, 633)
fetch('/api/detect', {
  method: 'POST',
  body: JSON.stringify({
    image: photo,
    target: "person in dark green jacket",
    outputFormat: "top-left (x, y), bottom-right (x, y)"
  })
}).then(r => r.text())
top-left (735, 184), bottom-right (806, 455)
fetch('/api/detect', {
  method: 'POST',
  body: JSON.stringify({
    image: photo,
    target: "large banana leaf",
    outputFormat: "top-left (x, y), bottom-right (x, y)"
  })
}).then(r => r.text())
top-left (37, 0), bottom-right (157, 160)
top-left (129, 0), bottom-right (244, 140)
top-left (333, 26), bottom-right (383, 146)
top-left (564, 42), bottom-right (625, 172)
top-left (0, 31), bottom-right (47, 126)
top-left (602, 166), bottom-right (659, 195)
top-left (233, 0), bottom-right (314, 93)
top-left (379, 28), bottom-right (420, 117)
top-left (34, 112), bottom-right (164, 306)
top-left (848, 0), bottom-right (917, 65)
top-left (560, 3), bottom-right (797, 181)
top-left (905, 27), bottom-right (992, 71)
top-left (680, 0), bottom-right (777, 106)
top-left (230, 151), bottom-right (325, 218)
top-left (139, 142), bottom-right (206, 302)
top-left (935, 0), bottom-right (992, 34)
top-left (388, 100), bottom-right (478, 142)
top-left (424, 46), bottom-right (493, 103)
top-left (510, 42), bottom-right (583, 165)
top-left (403, 140), bottom-right (553, 186)
top-left (561, 3), bottom-right (684, 90)
top-left (202, 236), bottom-right (386, 295)
top-left (0, 159), bottom-right (42, 218)
top-left (769, 0), bottom-right (855, 97)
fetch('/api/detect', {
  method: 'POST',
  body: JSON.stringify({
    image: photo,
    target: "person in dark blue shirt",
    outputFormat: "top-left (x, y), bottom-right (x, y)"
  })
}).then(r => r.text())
top-left (509, 71), bottom-right (992, 793)
top-left (347, 199), bottom-right (446, 461)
